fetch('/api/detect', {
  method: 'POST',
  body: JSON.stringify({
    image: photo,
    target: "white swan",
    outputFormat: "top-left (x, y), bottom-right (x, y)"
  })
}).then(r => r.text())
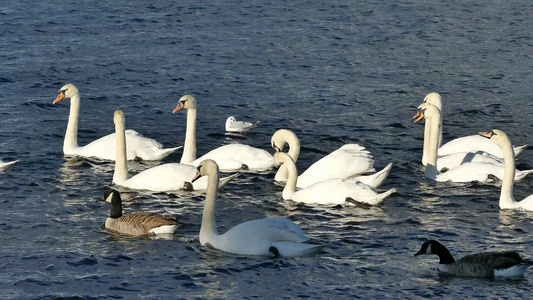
top-left (225, 116), bottom-right (260, 133)
top-left (274, 152), bottom-right (396, 206)
top-left (0, 160), bottom-right (18, 172)
top-left (271, 129), bottom-right (391, 188)
top-left (413, 103), bottom-right (533, 182)
top-left (172, 95), bottom-right (273, 172)
top-left (479, 130), bottom-right (533, 211)
top-left (112, 111), bottom-right (236, 192)
top-left (420, 92), bottom-right (527, 162)
top-left (104, 189), bottom-right (180, 236)
top-left (53, 84), bottom-right (181, 161)
top-left (192, 159), bottom-right (324, 257)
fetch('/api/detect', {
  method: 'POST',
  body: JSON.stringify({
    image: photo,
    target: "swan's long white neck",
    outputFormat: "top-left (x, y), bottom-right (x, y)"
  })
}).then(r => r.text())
top-left (499, 136), bottom-right (517, 209)
top-left (274, 131), bottom-right (301, 181)
top-left (280, 154), bottom-right (298, 200)
top-left (200, 165), bottom-right (220, 244)
top-left (181, 107), bottom-right (197, 164)
top-left (64, 94), bottom-right (80, 153)
top-left (113, 117), bottom-right (129, 183)
top-left (425, 107), bottom-right (441, 179)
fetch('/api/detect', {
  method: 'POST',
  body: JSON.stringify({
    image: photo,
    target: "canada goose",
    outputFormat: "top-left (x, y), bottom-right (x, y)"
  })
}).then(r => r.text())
top-left (415, 240), bottom-right (532, 278)
top-left (104, 189), bottom-right (180, 236)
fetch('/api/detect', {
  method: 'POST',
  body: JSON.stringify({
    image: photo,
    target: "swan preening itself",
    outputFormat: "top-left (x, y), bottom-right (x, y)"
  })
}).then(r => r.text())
top-left (273, 152), bottom-right (396, 206)
top-left (415, 240), bottom-right (532, 278)
top-left (420, 92), bottom-right (527, 162)
top-left (112, 110), bottom-right (236, 192)
top-left (225, 116), bottom-right (260, 133)
top-left (270, 129), bottom-right (392, 189)
top-left (413, 103), bottom-right (533, 183)
top-left (104, 189), bottom-right (180, 236)
top-left (192, 159), bottom-right (323, 257)
top-left (172, 95), bottom-right (273, 172)
top-left (479, 130), bottom-right (533, 211)
top-left (53, 84), bottom-right (181, 161)
top-left (0, 160), bottom-right (18, 172)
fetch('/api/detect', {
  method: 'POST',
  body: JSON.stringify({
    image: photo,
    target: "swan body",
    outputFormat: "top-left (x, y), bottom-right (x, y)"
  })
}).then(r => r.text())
top-left (415, 240), bottom-right (532, 278)
top-left (193, 159), bottom-right (323, 257)
top-left (112, 110), bottom-right (236, 192)
top-left (480, 130), bottom-right (533, 211)
top-left (225, 116), bottom-right (260, 133)
top-left (414, 103), bottom-right (532, 183)
top-left (104, 189), bottom-right (180, 236)
top-left (0, 160), bottom-right (18, 172)
top-left (274, 152), bottom-right (395, 206)
top-left (173, 95), bottom-right (273, 172)
top-left (54, 84), bottom-right (181, 161)
top-left (271, 129), bottom-right (390, 188)
top-left (421, 92), bottom-right (526, 161)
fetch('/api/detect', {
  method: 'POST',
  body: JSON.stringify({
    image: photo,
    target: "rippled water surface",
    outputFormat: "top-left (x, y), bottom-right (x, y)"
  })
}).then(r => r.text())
top-left (1, 0), bottom-right (533, 299)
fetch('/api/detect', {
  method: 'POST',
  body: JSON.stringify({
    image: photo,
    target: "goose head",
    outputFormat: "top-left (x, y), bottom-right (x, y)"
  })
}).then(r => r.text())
top-left (422, 92), bottom-right (442, 110)
top-left (53, 83), bottom-right (79, 104)
top-left (104, 189), bottom-right (123, 219)
top-left (172, 95), bottom-right (197, 113)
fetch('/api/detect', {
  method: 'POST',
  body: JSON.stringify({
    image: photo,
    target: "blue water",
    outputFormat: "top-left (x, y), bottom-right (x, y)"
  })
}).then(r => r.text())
top-left (1, 0), bottom-right (533, 298)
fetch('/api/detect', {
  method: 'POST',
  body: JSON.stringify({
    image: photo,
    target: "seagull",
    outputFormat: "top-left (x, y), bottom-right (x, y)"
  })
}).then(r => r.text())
top-left (225, 116), bottom-right (260, 133)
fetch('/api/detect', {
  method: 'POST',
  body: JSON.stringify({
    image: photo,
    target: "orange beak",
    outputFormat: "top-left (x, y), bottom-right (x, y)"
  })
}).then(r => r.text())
top-left (53, 91), bottom-right (65, 104)
top-left (412, 110), bottom-right (425, 124)
top-left (191, 170), bottom-right (201, 183)
top-left (172, 102), bottom-right (185, 113)
top-left (478, 131), bottom-right (492, 138)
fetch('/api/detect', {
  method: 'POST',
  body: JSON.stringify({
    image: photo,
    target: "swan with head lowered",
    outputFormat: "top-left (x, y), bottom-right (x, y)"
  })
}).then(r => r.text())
top-left (413, 103), bottom-right (533, 182)
top-left (273, 152), bottom-right (395, 206)
top-left (172, 95), bottom-right (273, 172)
top-left (53, 84), bottom-right (181, 161)
top-left (271, 129), bottom-right (392, 189)
top-left (479, 129), bottom-right (533, 211)
top-left (420, 92), bottom-right (526, 163)
top-left (0, 159), bottom-right (18, 172)
top-left (112, 110), bottom-right (236, 192)
top-left (192, 159), bottom-right (323, 257)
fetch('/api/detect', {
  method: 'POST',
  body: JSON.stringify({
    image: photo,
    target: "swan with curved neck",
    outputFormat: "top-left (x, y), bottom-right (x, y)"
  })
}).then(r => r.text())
top-left (413, 103), bottom-right (533, 182)
top-left (112, 110), bottom-right (236, 192)
top-left (192, 159), bottom-right (323, 257)
top-left (420, 92), bottom-right (526, 163)
top-left (271, 129), bottom-right (392, 188)
top-left (273, 152), bottom-right (395, 206)
top-left (53, 83), bottom-right (181, 161)
top-left (172, 95), bottom-right (273, 172)
top-left (479, 130), bottom-right (533, 211)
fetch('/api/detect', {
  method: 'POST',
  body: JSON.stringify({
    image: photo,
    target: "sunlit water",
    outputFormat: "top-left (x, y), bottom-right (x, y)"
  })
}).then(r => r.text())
top-left (1, 0), bottom-right (532, 299)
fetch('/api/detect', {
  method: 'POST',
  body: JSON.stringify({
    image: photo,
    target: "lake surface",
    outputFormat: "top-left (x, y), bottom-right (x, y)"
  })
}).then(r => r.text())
top-left (1, 0), bottom-right (532, 299)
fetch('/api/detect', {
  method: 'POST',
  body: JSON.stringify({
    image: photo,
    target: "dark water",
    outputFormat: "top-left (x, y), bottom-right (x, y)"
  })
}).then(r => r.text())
top-left (1, 0), bottom-right (533, 298)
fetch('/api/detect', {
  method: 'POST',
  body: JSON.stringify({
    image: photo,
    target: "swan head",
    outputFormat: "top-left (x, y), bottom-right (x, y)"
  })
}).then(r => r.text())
top-left (412, 103), bottom-right (440, 124)
top-left (479, 129), bottom-right (509, 146)
top-left (114, 110), bottom-right (125, 126)
top-left (192, 159), bottom-right (219, 182)
top-left (104, 189), bottom-right (123, 218)
top-left (172, 95), bottom-right (197, 113)
top-left (422, 92), bottom-right (442, 110)
top-left (271, 129), bottom-right (297, 152)
top-left (53, 83), bottom-right (79, 104)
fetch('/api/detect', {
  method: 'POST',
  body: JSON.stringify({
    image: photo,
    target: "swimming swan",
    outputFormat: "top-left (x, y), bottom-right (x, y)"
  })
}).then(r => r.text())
top-left (192, 159), bottom-right (323, 257)
top-left (479, 130), bottom-right (533, 211)
top-left (173, 95), bottom-right (273, 172)
top-left (420, 92), bottom-right (526, 163)
top-left (413, 103), bottom-right (533, 182)
top-left (112, 111), bottom-right (236, 192)
top-left (53, 84), bottom-right (181, 161)
top-left (273, 152), bottom-right (395, 206)
top-left (271, 129), bottom-right (391, 188)
top-left (415, 240), bottom-right (532, 278)
top-left (104, 189), bottom-right (180, 236)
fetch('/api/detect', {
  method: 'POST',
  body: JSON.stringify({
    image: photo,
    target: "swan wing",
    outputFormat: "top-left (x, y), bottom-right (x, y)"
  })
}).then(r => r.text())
top-left (194, 144), bottom-right (273, 171)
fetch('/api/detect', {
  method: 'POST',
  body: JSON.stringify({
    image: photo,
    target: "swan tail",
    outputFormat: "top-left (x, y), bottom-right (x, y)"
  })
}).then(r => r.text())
top-left (137, 145), bottom-right (183, 161)
top-left (514, 169), bottom-right (533, 181)
top-left (218, 172), bottom-right (241, 189)
top-left (0, 160), bottom-right (19, 172)
top-left (513, 144), bottom-right (528, 157)
top-left (352, 163), bottom-right (393, 188)
top-left (270, 241), bottom-right (324, 257)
